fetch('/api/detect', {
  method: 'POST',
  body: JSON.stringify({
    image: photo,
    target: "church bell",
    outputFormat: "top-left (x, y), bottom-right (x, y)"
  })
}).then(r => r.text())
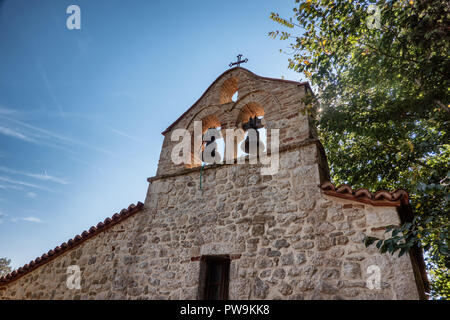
top-left (201, 128), bottom-right (222, 164)
top-left (202, 135), bottom-right (217, 161)
top-left (241, 116), bottom-right (265, 155)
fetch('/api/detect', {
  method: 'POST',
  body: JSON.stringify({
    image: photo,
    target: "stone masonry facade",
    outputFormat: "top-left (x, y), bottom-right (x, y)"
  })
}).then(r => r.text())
top-left (0, 68), bottom-right (426, 299)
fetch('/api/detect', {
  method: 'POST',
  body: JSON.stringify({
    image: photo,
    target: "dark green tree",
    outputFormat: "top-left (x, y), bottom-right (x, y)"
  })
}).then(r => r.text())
top-left (270, 0), bottom-right (449, 299)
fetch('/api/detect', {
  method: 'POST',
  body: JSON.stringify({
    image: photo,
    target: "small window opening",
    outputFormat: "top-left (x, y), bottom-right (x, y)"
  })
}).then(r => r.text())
top-left (231, 91), bottom-right (238, 102)
top-left (199, 256), bottom-right (230, 300)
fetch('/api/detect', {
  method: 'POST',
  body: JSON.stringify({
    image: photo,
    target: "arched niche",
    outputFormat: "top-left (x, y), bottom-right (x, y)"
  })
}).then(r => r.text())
top-left (186, 113), bottom-right (224, 169)
top-left (185, 105), bottom-right (223, 132)
top-left (219, 77), bottom-right (238, 104)
top-left (237, 102), bottom-right (265, 124)
top-left (230, 90), bottom-right (281, 129)
top-left (230, 90), bottom-right (283, 159)
top-left (200, 114), bottom-right (221, 133)
top-left (235, 102), bottom-right (266, 158)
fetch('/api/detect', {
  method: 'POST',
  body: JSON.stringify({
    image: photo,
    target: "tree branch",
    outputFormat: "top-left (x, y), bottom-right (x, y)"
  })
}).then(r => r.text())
top-left (435, 100), bottom-right (450, 115)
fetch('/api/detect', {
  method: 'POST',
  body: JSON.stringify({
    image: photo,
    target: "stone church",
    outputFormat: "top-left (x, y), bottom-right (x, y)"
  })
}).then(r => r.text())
top-left (0, 67), bottom-right (428, 300)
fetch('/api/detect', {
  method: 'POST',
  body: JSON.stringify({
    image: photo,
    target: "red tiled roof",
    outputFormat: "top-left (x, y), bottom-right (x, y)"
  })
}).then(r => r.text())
top-left (320, 181), bottom-right (409, 207)
top-left (0, 202), bottom-right (144, 286)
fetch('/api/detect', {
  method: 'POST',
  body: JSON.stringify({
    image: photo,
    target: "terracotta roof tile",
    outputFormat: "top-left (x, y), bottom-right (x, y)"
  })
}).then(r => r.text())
top-left (320, 181), bottom-right (409, 207)
top-left (0, 201), bottom-right (144, 286)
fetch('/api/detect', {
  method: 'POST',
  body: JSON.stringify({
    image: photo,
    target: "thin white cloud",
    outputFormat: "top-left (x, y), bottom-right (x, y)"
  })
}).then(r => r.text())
top-left (0, 176), bottom-right (55, 192)
top-left (0, 212), bottom-right (12, 224)
top-left (111, 128), bottom-right (145, 144)
top-left (0, 106), bottom-right (16, 115)
top-left (0, 126), bottom-right (33, 142)
top-left (28, 172), bottom-right (68, 185)
top-left (20, 216), bottom-right (43, 223)
top-left (36, 61), bottom-right (64, 116)
top-left (1, 117), bottom-right (114, 156)
top-left (5, 213), bottom-right (44, 223)
top-left (0, 183), bottom-right (23, 191)
top-left (26, 192), bottom-right (37, 199)
top-left (0, 166), bottom-right (69, 185)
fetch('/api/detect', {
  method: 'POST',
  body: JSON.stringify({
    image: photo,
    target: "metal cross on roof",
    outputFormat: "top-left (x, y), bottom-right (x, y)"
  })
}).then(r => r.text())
top-left (229, 54), bottom-right (248, 68)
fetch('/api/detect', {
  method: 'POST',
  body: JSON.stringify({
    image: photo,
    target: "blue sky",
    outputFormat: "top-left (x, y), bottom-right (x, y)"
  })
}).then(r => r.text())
top-left (0, 0), bottom-right (303, 269)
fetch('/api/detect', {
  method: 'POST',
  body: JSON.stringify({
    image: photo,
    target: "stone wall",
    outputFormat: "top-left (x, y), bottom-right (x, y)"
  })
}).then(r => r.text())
top-left (0, 143), bottom-right (422, 299)
top-left (0, 209), bottom-right (150, 299)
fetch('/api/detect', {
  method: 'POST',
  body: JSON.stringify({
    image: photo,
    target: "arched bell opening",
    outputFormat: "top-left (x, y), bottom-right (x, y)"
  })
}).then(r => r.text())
top-left (236, 102), bottom-right (267, 159)
top-left (187, 114), bottom-right (224, 168)
top-left (219, 77), bottom-right (239, 105)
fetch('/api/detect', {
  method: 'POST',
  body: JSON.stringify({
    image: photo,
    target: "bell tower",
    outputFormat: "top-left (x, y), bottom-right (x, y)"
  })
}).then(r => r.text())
top-left (143, 67), bottom-right (425, 300)
top-left (153, 67), bottom-right (329, 180)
